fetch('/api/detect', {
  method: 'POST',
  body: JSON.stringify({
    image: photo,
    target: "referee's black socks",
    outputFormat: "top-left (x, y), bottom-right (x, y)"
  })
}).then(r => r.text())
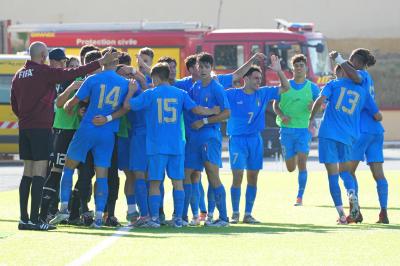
top-left (19, 175), bottom-right (32, 222)
top-left (30, 176), bottom-right (45, 224)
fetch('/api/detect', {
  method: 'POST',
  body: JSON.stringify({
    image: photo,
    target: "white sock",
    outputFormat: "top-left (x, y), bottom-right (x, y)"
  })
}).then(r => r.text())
top-left (95, 211), bottom-right (103, 220)
top-left (60, 202), bottom-right (69, 212)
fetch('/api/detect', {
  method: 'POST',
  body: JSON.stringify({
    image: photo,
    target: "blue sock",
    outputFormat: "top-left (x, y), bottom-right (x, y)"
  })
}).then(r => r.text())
top-left (214, 185), bottom-right (228, 221)
top-left (207, 184), bottom-right (216, 215)
top-left (199, 181), bottom-right (207, 213)
top-left (376, 178), bottom-right (388, 209)
top-left (328, 174), bottom-right (342, 206)
top-left (230, 186), bottom-right (241, 213)
top-left (148, 194), bottom-right (161, 220)
top-left (135, 179), bottom-right (149, 216)
top-left (159, 181), bottom-right (165, 209)
top-left (339, 171), bottom-right (356, 195)
top-left (95, 177), bottom-right (108, 212)
top-left (297, 170), bottom-right (308, 199)
top-left (183, 184), bottom-right (192, 219)
top-left (190, 182), bottom-right (200, 217)
top-left (126, 194), bottom-right (136, 205)
top-left (60, 167), bottom-right (74, 205)
top-left (173, 189), bottom-right (185, 219)
top-left (245, 185), bottom-right (257, 215)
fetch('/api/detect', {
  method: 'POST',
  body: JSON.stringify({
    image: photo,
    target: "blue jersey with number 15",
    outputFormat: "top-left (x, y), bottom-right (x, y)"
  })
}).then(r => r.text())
top-left (76, 70), bottom-right (129, 132)
top-left (318, 77), bottom-right (379, 145)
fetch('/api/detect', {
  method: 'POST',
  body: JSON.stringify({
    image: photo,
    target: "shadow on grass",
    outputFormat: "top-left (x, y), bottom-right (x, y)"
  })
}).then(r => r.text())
top-left (315, 205), bottom-right (400, 211)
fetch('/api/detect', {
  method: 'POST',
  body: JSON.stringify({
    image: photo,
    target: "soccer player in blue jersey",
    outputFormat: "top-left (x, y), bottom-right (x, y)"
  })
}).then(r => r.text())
top-left (331, 49), bottom-right (389, 223)
top-left (184, 52), bottom-right (231, 227)
top-left (227, 55), bottom-right (289, 224)
top-left (137, 47), bottom-right (154, 85)
top-left (310, 65), bottom-right (381, 224)
top-left (123, 62), bottom-right (220, 228)
top-left (273, 54), bottom-right (320, 206)
top-left (50, 47), bottom-right (134, 228)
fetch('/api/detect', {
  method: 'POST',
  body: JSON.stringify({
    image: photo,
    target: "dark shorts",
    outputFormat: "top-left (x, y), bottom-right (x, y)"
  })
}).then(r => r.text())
top-left (19, 128), bottom-right (52, 161)
top-left (52, 129), bottom-right (76, 169)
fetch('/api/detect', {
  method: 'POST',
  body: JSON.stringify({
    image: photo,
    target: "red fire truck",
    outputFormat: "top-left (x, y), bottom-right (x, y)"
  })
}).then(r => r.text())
top-left (8, 19), bottom-right (332, 86)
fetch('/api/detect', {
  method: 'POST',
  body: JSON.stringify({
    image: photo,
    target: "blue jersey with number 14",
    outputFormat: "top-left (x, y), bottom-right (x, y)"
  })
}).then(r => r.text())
top-left (318, 77), bottom-right (379, 145)
top-left (76, 70), bottom-right (129, 132)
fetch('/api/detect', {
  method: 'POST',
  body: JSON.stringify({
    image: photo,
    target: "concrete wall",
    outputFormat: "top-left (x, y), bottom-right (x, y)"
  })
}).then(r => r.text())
top-left (1, 0), bottom-right (400, 38)
top-left (381, 110), bottom-right (400, 141)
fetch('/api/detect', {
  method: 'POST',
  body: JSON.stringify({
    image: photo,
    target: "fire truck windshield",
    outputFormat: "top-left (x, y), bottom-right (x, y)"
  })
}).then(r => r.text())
top-left (307, 39), bottom-right (332, 76)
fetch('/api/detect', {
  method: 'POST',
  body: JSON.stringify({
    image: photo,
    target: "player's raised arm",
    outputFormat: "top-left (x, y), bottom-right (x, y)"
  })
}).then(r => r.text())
top-left (268, 55), bottom-right (290, 94)
top-left (329, 51), bottom-right (362, 84)
top-left (232, 52), bottom-right (266, 81)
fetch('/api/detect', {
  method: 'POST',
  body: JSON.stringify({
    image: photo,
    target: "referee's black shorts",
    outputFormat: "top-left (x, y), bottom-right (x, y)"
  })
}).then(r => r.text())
top-left (19, 128), bottom-right (52, 161)
top-left (52, 129), bottom-right (76, 169)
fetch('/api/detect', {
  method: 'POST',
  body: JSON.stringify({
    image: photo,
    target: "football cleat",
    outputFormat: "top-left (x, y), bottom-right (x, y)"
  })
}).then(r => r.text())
top-left (346, 211), bottom-right (363, 224)
top-left (337, 215), bottom-right (348, 225)
top-left (159, 213), bottom-right (167, 226)
top-left (348, 193), bottom-right (360, 220)
top-left (81, 211), bottom-right (94, 226)
top-left (49, 209), bottom-right (70, 225)
top-left (243, 215), bottom-right (261, 224)
top-left (294, 197), bottom-right (303, 206)
top-left (376, 209), bottom-right (389, 224)
top-left (205, 219), bottom-right (230, 227)
top-left (199, 212), bottom-right (207, 222)
top-left (126, 211), bottom-right (140, 225)
top-left (172, 218), bottom-right (183, 228)
top-left (105, 216), bottom-right (122, 227)
top-left (189, 216), bottom-right (201, 226)
top-left (18, 220), bottom-right (33, 230)
top-left (133, 216), bottom-right (150, 228)
top-left (90, 218), bottom-right (103, 229)
top-left (142, 219), bottom-right (161, 228)
top-left (230, 212), bottom-right (240, 224)
top-left (204, 215), bottom-right (214, 226)
top-left (32, 221), bottom-right (57, 231)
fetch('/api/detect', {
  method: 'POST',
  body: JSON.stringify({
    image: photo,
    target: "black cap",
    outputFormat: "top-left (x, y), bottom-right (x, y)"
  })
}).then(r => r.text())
top-left (49, 48), bottom-right (68, 61)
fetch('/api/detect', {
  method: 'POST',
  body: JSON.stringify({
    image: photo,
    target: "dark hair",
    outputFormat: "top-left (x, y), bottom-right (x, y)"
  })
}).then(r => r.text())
top-left (351, 48), bottom-right (376, 67)
top-left (244, 65), bottom-right (262, 77)
top-left (66, 56), bottom-right (80, 67)
top-left (197, 52), bottom-right (214, 66)
top-left (184, 54), bottom-right (197, 71)
top-left (291, 54), bottom-right (307, 65)
top-left (139, 47), bottom-right (154, 59)
top-left (150, 62), bottom-right (170, 81)
top-left (101, 46), bottom-right (118, 56)
top-left (80, 45), bottom-right (100, 62)
top-left (84, 50), bottom-right (102, 64)
top-left (157, 56), bottom-right (177, 65)
top-left (119, 52), bottom-right (132, 66)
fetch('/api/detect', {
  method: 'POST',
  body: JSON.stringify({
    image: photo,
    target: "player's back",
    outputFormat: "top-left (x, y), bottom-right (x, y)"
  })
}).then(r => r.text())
top-left (319, 78), bottom-right (367, 145)
top-left (143, 85), bottom-right (189, 155)
top-left (77, 70), bottom-right (129, 132)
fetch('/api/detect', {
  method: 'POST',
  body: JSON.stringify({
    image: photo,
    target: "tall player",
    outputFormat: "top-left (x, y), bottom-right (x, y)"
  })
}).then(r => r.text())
top-left (227, 55), bottom-right (289, 224)
top-left (331, 49), bottom-right (389, 223)
top-left (273, 54), bottom-right (320, 206)
top-left (310, 65), bottom-right (381, 224)
top-left (50, 47), bottom-right (134, 228)
top-left (124, 62), bottom-right (220, 227)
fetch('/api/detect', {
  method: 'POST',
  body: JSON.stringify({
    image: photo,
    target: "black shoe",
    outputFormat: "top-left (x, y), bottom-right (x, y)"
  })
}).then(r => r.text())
top-left (18, 220), bottom-right (33, 230)
top-left (105, 216), bottom-right (122, 227)
top-left (377, 209), bottom-right (389, 224)
top-left (32, 222), bottom-right (57, 231)
top-left (81, 211), bottom-right (94, 226)
top-left (68, 217), bottom-right (84, 226)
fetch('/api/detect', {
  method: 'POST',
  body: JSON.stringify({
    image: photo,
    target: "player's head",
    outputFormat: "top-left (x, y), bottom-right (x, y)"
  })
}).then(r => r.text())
top-left (84, 50), bottom-right (102, 74)
top-left (29, 41), bottom-right (48, 64)
top-left (150, 62), bottom-right (170, 86)
top-left (196, 52), bottom-right (214, 80)
top-left (243, 65), bottom-right (262, 90)
top-left (80, 45), bottom-right (100, 65)
top-left (291, 54), bottom-right (307, 79)
top-left (101, 47), bottom-right (119, 68)
top-left (334, 65), bottom-right (345, 79)
top-left (119, 52), bottom-right (132, 66)
top-left (67, 57), bottom-right (80, 68)
top-left (157, 56), bottom-right (177, 81)
top-left (185, 54), bottom-right (200, 79)
top-left (349, 48), bottom-right (376, 70)
top-left (138, 47), bottom-right (154, 71)
top-left (49, 48), bottom-right (68, 69)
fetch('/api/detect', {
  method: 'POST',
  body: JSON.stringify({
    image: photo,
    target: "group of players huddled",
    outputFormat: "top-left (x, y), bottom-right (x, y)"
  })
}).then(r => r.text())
top-left (11, 41), bottom-right (388, 231)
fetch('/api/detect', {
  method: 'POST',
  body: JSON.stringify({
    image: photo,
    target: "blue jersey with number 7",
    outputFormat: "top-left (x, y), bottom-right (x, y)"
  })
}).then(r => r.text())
top-left (75, 70), bottom-right (129, 132)
top-left (318, 77), bottom-right (379, 145)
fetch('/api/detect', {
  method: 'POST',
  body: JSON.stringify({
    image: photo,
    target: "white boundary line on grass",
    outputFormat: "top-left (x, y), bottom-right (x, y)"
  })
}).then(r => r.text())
top-left (67, 193), bottom-right (173, 265)
top-left (66, 226), bottom-right (131, 266)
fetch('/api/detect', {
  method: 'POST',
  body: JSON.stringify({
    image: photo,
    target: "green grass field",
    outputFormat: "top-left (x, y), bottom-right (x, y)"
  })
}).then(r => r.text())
top-left (1, 170), bottom-right (400, 265)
